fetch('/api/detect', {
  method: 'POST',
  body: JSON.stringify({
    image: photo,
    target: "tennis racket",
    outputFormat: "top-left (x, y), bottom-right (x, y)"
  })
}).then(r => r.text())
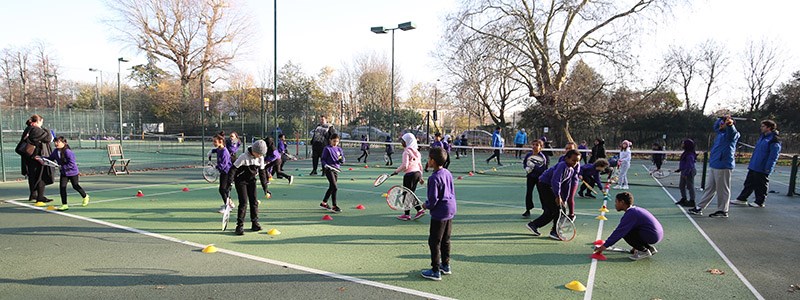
top-left (324, 164), bottom-right (341, 174)
top-left (285, 153), bottom-right (298, 161)
top-left (592, 245), bottom-right (631, 253)
top-left (221, 197), bottom-right (232, 231)
top-left (649, 166), bottom-right (671, 179)
top-left (40, 157), bottom-right (60, 168)
top-left (581, 180), bottom-right (597, 194)
top-left (203, 160), bottom-right (219, 183)
top-left (525, 153), bottom-right (546, 174)
top-left (373, 173), bottom-right (395, 187)
top-left (385, 185), bottom-right (421, 211)
top-left (556, 205), bottom-right (576, 241)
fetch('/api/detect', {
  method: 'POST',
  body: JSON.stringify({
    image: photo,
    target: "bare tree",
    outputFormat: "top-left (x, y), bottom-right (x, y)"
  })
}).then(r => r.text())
top-left (33, 41), bottom-right (59, 108)
top-left (0, 48), bottom-right (15, 107)
top-left (666, 45), bottom-right (698, 110)
top-left (15, 47), bottom-right (31, 109)
top-left (107, 0), bottom-right (253, 98)
top-left (449, 0), bottom-right (671, 141)
top-left (743, 39), bottom-right (781, 112)
top-left (697, 39), bottom-right (728, 113)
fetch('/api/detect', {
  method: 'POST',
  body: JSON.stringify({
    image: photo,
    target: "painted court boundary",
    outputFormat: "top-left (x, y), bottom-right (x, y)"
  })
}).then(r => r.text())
top-left (5, 200), bottom-right (455, 300)
top-left (645, 165), bottom-right (765, 300)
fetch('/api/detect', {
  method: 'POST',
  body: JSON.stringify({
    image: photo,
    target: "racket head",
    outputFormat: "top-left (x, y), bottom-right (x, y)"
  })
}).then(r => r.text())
top-left (525, 154), bottom-right (545, 173)
top-left (324, 164), bottom-right (341, 174)
top-left (386, 185), bottom-right (419, 210)
top-left (373, 173), bottom-right (390, 187)
top-left (203, 162), bottom-right (219, 183)
top-left (556, 208), bottom-right (576, 241)
top-left (222, 209), bottom-right (230, 231)
top-left (41, 157), bottom-right (60, 168)
top-left (652, 169), bottom-right (670, 179)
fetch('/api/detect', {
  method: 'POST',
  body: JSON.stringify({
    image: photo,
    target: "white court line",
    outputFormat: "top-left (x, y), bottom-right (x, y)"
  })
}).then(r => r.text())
top-left (1, 179), bottom-right (208, 202)
top-left (89, 186), bottom-right (218, 205)
top-left (583, 190), bottom-right (609, 300)
top-left (5, 200), bottom-right (455, 300)
top-left (642, 165), bottom-right (765, 300)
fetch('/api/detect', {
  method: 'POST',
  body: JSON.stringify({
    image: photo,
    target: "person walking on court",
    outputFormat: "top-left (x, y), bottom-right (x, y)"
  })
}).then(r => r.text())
top-left (392, 133), bottom-right (426, 221)
top-left (309, 115), bottom-right (336, 176)
top-left (589, 138), bottom-right (606, 164)
top-left (689, 116), bottom-right (740, 218)
top-left (357, 134), bottom-right (369, 163)
top-left (594, 192), bottom-right (663, 261)
top-left (459, 134), bottom-right (468, 157)
top-left (21, 115), bottom-right (55, 205)
top-left (485, 127), bottom-right (503, 166)
top-left (614, 140), bottom-right (632, 190)
top-left (38, 136), bottom-right (89, 211)
top-left (578, 140), bottom-right (589, 164)
top-left (385, 135), bottom-right (394, 166)
top-left (522, 139), bottom-right (548, 218)
top-left (514, 128), bottom-right (528, 158)
top-left (674, 139), bottom-right (697, 208)
top-left (731, 120), bottom-right (781, 208)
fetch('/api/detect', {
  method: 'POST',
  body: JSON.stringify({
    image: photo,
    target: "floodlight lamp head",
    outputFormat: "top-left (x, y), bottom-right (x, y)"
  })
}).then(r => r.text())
top-left (371, 26), bottom-right (387, 34)
top-left (398, 22), bottom-right (416, 31)
top-left (89, 68), bottom-right (97, 71)
top-left (118, 57), bottom-right (129, 62)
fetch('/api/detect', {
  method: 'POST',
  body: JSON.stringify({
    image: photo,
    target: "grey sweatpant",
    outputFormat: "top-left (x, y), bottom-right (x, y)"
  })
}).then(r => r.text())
top-left (696, 168), bottom-right (732, 213)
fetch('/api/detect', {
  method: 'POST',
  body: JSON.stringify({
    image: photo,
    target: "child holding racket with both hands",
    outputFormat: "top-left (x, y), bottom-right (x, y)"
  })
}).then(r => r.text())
top-left (420, 147), bottom-right (457, 281)
top-left (391, 133), bottom-right (426, 221)
top-left (37, 136), bottom-right (89, 211)
top-left (525, 149), bottom-right (580, 240)
top-left (232, 140), bottom-right (269, 235)
top-left (522, 139), bottom-right (548, 218)
top-left (320, 133), bottom-right (344, 213)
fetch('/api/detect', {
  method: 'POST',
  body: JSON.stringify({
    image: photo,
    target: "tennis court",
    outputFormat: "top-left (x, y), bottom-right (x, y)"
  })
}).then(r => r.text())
top-left (1, 146), bottom-right (797, 299)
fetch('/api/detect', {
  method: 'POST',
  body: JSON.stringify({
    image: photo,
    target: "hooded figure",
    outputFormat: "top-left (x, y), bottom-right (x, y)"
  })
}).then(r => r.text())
top-left (590, 138), bottom-right (606, 163)
top-left (395, 133), bottom-right (422, 174)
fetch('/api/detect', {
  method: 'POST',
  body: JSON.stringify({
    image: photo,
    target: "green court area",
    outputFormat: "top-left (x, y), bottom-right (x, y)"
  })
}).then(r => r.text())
top-left (1, 157), bottom-right (795, 299)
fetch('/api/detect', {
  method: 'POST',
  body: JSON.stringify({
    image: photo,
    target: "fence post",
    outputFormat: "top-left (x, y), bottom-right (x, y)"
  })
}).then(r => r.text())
top-left (789, 155), bottom-right (798, 197)
top-left (471, 148), bottom-right (476, 173)
top-left (700, 151), bottom-right (709, 191)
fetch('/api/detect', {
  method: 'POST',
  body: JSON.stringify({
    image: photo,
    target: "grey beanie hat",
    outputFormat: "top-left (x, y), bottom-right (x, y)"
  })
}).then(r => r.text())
top-left (251, 140), bottom-right (268, 155)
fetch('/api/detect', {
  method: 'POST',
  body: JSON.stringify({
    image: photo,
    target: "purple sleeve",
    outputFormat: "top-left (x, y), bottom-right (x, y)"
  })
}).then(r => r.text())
top-left (603, 212), bottom-right (636, 248)
top-left (550, 163), bottom-right (566, 196)
top-left (46, 150), bottom-right (59, 162)
top-left (425, 176), bottom-right (439, 209)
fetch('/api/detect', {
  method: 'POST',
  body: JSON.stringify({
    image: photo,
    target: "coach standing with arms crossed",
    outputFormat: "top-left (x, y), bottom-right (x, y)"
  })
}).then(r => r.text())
top-left (309, 115), bottom-right (336, 176)
top-left (731, 120), bottom-right (781, 208)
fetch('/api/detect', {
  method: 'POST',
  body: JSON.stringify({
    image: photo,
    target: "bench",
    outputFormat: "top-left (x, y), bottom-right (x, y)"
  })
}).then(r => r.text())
top-left (107, 144), bottom-right (131, 175)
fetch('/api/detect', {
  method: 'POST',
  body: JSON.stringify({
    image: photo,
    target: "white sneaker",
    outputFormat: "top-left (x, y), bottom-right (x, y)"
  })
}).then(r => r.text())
top-left (288, 176), bottom-right (294, 185)
top-left (629, 249), bottom-right (652, 261)
top-left (622, 185), bottom-right (630, 190)
top-left (613, 185), bottom-right (623, 189)
top-left (730, 199), bottom-right (747, 205)
top-left (217, 205), bottom-right (228, 213)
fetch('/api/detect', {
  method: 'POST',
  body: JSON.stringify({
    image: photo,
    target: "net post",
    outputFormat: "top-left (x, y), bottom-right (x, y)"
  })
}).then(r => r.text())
top-left (471, 148), bottom-right (476, 172)
top-left (700, 151), bottom-right (709, 190)
top-left (789, 155), bottom-right (798, 197)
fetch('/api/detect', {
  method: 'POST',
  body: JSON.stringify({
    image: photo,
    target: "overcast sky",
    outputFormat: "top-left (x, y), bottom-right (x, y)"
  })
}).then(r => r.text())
top-left (1, 0), bottom-right (797, 113)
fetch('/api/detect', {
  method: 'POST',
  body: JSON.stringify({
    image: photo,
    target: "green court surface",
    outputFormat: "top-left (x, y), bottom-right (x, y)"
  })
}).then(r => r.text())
top-left (1, 157), bottom-right (796, 299)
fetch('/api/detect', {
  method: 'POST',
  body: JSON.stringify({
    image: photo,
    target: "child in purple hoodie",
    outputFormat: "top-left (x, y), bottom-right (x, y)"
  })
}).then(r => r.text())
top-left (38, 136), bottom-right (88, 211)
top-left (525, 149), bottom-right (580, 240)
top-left (594, 192), bottom-right (663, 261)
top-left (420, 147), bottom-right (457, 281)
top-left (320, 133), bottom-right (345, 213)
top-left (674, 139), bottom-right (697, 207)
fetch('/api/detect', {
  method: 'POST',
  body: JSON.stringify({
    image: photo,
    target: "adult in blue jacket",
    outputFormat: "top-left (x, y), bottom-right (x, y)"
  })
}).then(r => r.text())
top-left (689, 116), bottom-right (740, 218)
top-left (731, 120), bottom-right (781, 208)
top-left (485, 127), bottom-right (503, 166)
top-left (514, 128), bottom-right (528, 158)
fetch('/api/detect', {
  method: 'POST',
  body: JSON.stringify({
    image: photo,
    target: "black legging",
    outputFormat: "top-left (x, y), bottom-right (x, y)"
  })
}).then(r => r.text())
top-left (622, 229), bottom-right (658, 252)
top-left (428, 219), bottom-right (452, 272)
top-left (234, 177), bottom-right (259, 226)
top-left (311, 144), bottom-right (324, 173)
top-left (323, 168), bottom-right (339, 207)
top-left (358, 150), bottom-right (369, 162)
top-left (27, 161), bottom-right (46, 201)
top-left (528, 183), bottom-right (558, 234)
top-left (524, 175), bottom-right (538, 211)
top-left (579, 179), bottom-right (597, 196)
top-left (403, 171), bottom-right (423, 216)
top-left (218, 170), bottom-right (232, 205)
top-left (270, 158), bottom-right (291, 180)
top-left (443, 153), bottom-right (451, 169)
top-left (59, 175), bottom-right (87, 205)
top-left (385, 153), bottom-right (393, 165)
top-left (486, 149), bottom-right (501, 164)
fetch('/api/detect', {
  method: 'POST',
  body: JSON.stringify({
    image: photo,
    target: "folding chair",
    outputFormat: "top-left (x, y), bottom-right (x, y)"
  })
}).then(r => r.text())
top-left (107, 144), bottom-right (131, 175)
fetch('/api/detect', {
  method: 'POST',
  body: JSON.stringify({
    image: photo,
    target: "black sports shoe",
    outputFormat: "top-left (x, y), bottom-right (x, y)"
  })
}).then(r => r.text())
top-left (683, 200), bottom-right (696, 208)
top-left (251, 223), bottom-right (262, 232)
top-left (330, 206), bottom-right (341, 213)
top-left (309, 171), bottom-right (318, 176)
top-left (688, 208), bottom-right (702, 215)
top-left (525, 223), bottom-right (540, 236)
top-left (522, 210), bottom-right (531, 218)
top-left (675, 198), bottom-right (687, 206)
top-left (578, 192), bottom-right (585, 198)
top-left (586, 193), bottom-right (597, 199)
top-left (235, 226), bottom-right (244, 235)
top-left (709, 211), bottom-right (728, 218)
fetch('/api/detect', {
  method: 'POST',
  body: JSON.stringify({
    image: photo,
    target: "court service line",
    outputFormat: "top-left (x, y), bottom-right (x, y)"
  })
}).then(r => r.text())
top-left (6, 200), bottom-right (455, 300)
top-left (642, 165), bottom-right (765, 300)
top-left (583, 193), bottom-right (609, 299)
top-left (1, 179), bottom-right (208, 203)
top-left (89, 186), bottom-right (218, 205)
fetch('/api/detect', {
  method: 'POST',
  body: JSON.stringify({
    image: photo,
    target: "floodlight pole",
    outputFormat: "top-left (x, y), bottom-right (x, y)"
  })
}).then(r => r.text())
top-left (89, 68), bottom-right (104, 134)
top-left (118, 57), bottom-right (128, 145)
top-left (371, 21), bottom-right (415, 138)
top-left (0, 97), bottom-right (5, 182)
top-left (273, 0), bottom-right (278, 142)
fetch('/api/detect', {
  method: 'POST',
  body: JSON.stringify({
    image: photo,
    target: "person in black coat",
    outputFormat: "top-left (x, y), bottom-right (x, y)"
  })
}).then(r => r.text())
top-left (22, 114), bottom-right (54, 203)
top-left (589, 138), bottom-right (606, 164)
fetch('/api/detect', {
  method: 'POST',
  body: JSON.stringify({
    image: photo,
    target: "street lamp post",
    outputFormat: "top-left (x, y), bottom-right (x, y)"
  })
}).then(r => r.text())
top-left (89, 68), bottom-right (105, 135)
top-left (118, 57), bottom-right (129, 145)
top-left (46, 73), bottom-right (59, 129)
top-left (371, 21), bottom-right (415, 137)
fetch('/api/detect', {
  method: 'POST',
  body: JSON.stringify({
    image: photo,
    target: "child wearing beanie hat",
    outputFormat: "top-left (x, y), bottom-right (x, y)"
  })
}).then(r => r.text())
top-left (231, 140), bottom-right (269, 235)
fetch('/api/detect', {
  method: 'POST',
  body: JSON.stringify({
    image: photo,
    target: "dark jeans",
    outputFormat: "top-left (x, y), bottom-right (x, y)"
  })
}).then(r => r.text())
top-left (429, 219), bottom-right (452, 272)
top-left (59, 175), bottom-right (86, 205)
top-left (218, 170), bottom-right (233, 204)
top-left (443, 153), bottom-right (451, 169)
top-left (386, 153), bottom-right (393, 165)
top-left (358, 150), bottom-right (369, 162)
top-left (622, 229), bottom-right (657, 252)
top-left (234, 178), bottom-right (259, 226)
top-left (515, 144), bottom-right (524, 158)
top-left (486, 149), bottom-right (501, 164)
top-left (528, 183), bottom-right (558, 233)
top-left (323, 168), bottom-right (339, 207)
top-left (579, 179), bottom-right (597, 196)
top-left (270, 158), bottom-right (291, 180)
top-left (525, 175), bottom-right (538, 211)
top-left (736, 170), bottom-right (770, 205)
top-left (311, 144), bottom-right (324, 173)
top-left (403, 171), bottom-right (422, 215)
top-left (27, 162), bottom-right (46, 201)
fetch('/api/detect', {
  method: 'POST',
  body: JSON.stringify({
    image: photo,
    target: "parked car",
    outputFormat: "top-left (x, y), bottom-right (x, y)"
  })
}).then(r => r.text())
top-left (351, 126), bottom-right (390, 141)
top-left (459, 129), bottom-right (493, 146)
top-left (401, 129), bottom-right (433, 144)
